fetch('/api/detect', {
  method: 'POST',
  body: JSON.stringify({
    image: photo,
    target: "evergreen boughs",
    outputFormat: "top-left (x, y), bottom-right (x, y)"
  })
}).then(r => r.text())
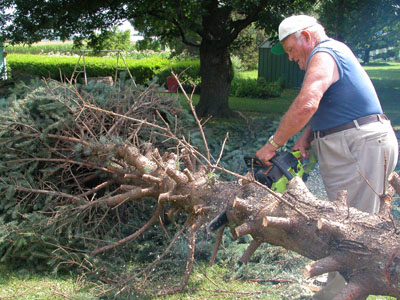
top-left (0, 79), bottom-right (195, 271)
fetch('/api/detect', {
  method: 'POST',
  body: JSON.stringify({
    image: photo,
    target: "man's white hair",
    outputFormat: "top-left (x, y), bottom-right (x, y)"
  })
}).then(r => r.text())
top-left (294, 23), bottom-right (326, 41)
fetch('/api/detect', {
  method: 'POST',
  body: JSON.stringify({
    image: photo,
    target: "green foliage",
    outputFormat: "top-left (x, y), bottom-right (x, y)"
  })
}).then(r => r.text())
top-left (135, 38), bottom-right (163, 51)
top-left (230, 23), bottom-right (267, 71)
top-left (230, 77), bottom-right (282, 99)
top-left (6, 42), bottom-right (173, 61)
top-left (373, 48), bottom-right (400, 62)
top-left (0, 0), bottom-right (318, 118)
top-left (87, 26), bottom-right (132, 53)
top-left (7, 52), bottom-right (283, 99)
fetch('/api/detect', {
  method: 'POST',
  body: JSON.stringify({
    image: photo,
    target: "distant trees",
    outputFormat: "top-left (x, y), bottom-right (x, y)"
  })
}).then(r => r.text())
top-left (318, 0), bottom-right (400, 63)
top-left (84, 26), bottom-right (132, 53)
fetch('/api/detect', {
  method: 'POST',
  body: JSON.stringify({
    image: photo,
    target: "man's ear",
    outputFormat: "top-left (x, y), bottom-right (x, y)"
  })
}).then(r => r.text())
top-left (301, 30), bottom-right (311, 42)
top-left (300, 31), bottom-right (313, 47)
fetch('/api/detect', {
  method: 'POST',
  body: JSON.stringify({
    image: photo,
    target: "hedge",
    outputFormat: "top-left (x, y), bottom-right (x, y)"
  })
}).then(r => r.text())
top-left (6, 54), bottom-right (281, 98)
top-left (7, 54), bottom-right (172, 85)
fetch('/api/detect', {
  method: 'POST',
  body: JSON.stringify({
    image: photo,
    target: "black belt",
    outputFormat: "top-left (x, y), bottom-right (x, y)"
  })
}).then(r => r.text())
top-left (312, 114), bottom-right (388, 140)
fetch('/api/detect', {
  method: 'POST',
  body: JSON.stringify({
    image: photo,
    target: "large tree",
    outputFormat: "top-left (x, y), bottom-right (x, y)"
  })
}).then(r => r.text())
top-left (0, 0), bottom-right (316, 117)
top-left (318, 0), bottom-right (400, 63)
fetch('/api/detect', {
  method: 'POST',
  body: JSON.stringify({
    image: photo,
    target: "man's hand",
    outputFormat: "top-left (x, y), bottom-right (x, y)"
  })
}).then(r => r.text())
top-left (256, 143), bottom-right (277, 166)
top-left (293, 126), bottom-right (312, 160)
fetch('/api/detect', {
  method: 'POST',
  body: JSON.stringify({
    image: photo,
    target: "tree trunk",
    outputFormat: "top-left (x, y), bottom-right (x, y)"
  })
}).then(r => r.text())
top-left (94, 140), bottom-right (400, 299)
top-left (223, 176), bottom-right (400, 299)
top-left (363, 48), bottom-right (370, 64)
top-left (195, 40), bottom-right (235, 118)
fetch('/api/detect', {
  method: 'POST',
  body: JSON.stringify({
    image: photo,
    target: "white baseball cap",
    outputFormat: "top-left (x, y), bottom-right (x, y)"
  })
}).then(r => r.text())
top-left (279, 15), bottom-right (317, 41)
top-left (272, 15), bottom-right (318, 55)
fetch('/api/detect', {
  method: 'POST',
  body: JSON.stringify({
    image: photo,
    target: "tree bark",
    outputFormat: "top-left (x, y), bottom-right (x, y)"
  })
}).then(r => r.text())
top-left (222, 176), bottom-right (400, 299)
top-left (195, 39), bottom-right (235, 118)
top-left (363, 48), bottom-right (370, 64)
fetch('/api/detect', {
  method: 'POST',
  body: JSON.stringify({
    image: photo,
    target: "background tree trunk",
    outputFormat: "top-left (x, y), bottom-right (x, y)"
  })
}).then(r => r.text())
top-left (195, 40), bottom-right (235, 117)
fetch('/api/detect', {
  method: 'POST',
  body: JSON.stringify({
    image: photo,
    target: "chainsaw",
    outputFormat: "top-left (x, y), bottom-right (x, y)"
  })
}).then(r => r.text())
top-left (243, 150), bottom-right (316, 193)
top-left (207, 150), bottom-right (316, 232)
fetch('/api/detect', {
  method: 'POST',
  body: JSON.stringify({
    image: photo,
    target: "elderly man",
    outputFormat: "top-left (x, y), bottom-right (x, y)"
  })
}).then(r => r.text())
top-left (256, 15), bottom-right (398, 299)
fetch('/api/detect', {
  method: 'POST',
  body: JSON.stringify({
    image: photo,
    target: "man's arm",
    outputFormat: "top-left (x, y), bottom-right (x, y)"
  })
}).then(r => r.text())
top-left (256, 51), bottom-right (339, 165)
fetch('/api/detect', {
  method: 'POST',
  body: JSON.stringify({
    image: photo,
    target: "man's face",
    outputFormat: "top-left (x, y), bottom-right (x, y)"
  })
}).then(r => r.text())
top-left (282, 33), bottom-right (309, 71)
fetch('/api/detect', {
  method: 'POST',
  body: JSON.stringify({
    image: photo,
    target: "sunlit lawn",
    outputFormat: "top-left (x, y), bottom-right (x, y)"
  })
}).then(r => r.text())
top-left (0, 266), bottom-right (97, 300)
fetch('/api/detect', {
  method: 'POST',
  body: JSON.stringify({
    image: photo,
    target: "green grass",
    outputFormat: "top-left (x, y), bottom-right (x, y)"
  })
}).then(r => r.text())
top-left (0, 262), bottom-right (304, 300)
top-left (1, 263), bottom-right (395, 300)
top-left (363, 62), bottom-right (400, 128)
top-left (235, 69), bottom-right (258, 79)
top-left (154, 262), bottom-right (306, 300)
top-left (364, 62), bottom-right (400, 89)
top-left (0, 266), bottom-right (97, 300)
top-left (178, 89), bottom-right (294, 118)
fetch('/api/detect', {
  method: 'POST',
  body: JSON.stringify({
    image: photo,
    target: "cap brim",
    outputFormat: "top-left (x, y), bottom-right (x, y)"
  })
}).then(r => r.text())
top-left (271, 42), bottom-right (285, 55)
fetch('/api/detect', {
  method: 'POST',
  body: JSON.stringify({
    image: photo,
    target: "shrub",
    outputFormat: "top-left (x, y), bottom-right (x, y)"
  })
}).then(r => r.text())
top-left (230, 77), bottom-right (282, 99)
top-left (372, 48), bottom-right (400, 62)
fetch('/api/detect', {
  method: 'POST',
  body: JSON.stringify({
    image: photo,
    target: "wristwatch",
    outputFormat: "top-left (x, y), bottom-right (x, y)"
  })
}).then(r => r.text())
top-left (268, 135), bottom-right (281, 149)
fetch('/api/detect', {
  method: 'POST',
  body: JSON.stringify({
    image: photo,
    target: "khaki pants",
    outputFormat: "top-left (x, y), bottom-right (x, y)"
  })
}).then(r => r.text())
top-left (311, 119), bottom-right (398, 299)
top-left (311, 119), bottom-right (398, 214)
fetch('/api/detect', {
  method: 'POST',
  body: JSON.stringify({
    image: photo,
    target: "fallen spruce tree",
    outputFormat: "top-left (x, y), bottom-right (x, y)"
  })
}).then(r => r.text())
top-left (0, 78), bottom-right (400, 299)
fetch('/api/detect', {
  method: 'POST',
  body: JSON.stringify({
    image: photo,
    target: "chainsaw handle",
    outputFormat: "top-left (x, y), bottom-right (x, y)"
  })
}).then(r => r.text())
top-left (291, 150), bottom-right (316, 174)
top-left (270, 156), bottom-right (294, 180)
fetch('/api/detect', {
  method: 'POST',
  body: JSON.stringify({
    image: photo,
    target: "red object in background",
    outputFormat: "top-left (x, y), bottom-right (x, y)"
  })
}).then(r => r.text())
top-left (167, 76), bottom-right (179, 92)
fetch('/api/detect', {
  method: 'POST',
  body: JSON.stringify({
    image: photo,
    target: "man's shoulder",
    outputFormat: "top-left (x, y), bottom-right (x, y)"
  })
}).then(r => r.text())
top-left (315, 39), bottom-right (352, 53)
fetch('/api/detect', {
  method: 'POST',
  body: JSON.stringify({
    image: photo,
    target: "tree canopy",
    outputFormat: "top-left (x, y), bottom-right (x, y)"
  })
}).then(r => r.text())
top-left (318, 0), bottom-right (400, 63)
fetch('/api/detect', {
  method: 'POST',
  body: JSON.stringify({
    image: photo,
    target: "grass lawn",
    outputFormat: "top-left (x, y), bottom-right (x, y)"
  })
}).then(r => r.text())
top-left (0, 263), bottom-right (395, 300)
top-left (0, 266), bottom-right (97, 300)
top-left (364, 62), bottom-right (400, 129)
top-left (178, 88), bottom-right (296, 118)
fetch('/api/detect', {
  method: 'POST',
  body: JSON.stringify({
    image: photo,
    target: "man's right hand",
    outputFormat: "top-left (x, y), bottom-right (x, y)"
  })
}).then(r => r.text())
top-left (256, 143), bottom-right (277, 166)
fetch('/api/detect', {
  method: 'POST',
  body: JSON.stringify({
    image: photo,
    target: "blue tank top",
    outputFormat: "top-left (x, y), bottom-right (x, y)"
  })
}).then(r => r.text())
top-left (308, 39), bottom-right (382, 131)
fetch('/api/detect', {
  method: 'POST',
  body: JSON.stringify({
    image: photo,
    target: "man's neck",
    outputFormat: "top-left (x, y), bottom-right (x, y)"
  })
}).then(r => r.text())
top-left (312, 33), bottom-right (329, 48)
